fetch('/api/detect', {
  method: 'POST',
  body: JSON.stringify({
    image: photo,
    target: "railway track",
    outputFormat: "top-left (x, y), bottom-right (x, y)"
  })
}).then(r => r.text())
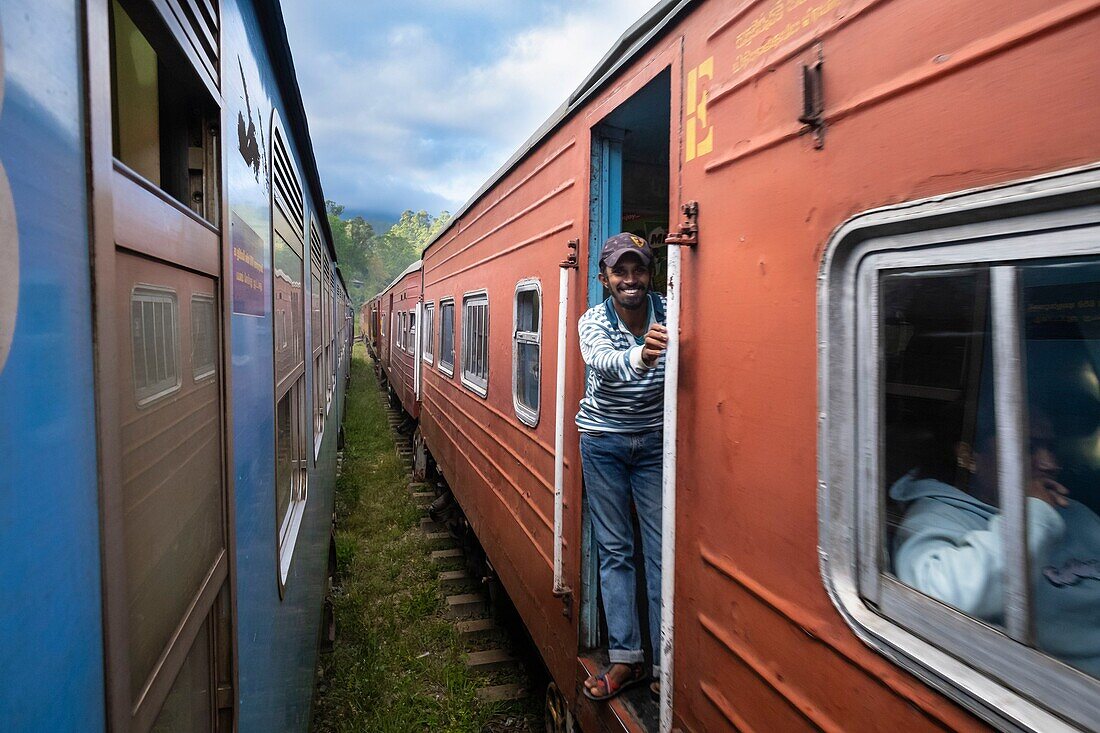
top-left (381, 386), bottom-right (544, 728)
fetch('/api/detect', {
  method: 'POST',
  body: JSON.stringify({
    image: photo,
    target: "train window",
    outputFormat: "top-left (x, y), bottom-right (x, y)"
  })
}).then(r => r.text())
top-left (513, 280), bottom-right (541, 426)
top-left (190, 294), bottom-right (217, 382)
top-left (422, 303), bottom-right (435, 365)
top-left (820, 169), bottom-right (1100, 731)
top-left (461, 292), bottom-right (489, 396)
top-left (131, 286), bottom-right (181, 405)
top-left (439, 299), bottom-right (455, 376)
top-left (310, 222), bottom-right (325, 452)
top-left (271, 120), bottom-right (308, 587)
top-left (325, 261), bottom-right (335, 408)
top-left (109, 0), bottom-right (220, 224)
top-left (274, 381), bottom-right (307, 585)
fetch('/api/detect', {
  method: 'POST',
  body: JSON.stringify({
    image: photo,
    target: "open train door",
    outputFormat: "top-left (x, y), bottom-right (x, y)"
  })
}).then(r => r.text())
top-left (572, 64), bottom-right (679, 732)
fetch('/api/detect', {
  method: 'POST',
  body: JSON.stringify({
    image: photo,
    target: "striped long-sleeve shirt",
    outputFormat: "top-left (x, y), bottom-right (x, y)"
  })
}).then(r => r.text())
top-left (575, 292), bottom-right (666, 433)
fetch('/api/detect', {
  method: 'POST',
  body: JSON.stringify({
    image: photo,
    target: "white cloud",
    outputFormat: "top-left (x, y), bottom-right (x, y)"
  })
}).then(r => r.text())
top-left (286, 0), bottom-right (657, 215)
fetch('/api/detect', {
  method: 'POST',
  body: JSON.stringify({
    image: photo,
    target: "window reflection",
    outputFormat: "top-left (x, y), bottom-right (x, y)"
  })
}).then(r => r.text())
top-left (883, 260), bottom-right (1100, 679)
top-left (1021, 260), bottom-right (1100, 678)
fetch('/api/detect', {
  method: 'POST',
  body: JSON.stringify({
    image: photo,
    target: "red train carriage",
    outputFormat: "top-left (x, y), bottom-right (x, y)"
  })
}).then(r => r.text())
top-left (377, 260), bottom-right (424, 421)
top-left (399, 0), bottom-right (1100, 731)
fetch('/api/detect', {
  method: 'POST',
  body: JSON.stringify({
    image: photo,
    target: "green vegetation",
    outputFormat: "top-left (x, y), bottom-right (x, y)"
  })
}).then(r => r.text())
top-left (311, 345), bottom-right (516, 732)
top-left (328, 203), bottom-right (450, 305)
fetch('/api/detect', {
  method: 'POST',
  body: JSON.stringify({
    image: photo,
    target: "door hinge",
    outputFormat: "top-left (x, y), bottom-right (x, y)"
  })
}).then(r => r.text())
top-left (665, 202), bottom-right (699, 246)
top-left (799, 45), bottom-right (825, 149)
top-left (560, 238), bottom-right (579, 269)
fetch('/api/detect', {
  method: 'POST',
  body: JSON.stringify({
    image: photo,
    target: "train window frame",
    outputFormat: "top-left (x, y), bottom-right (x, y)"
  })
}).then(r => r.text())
top-left (512, 279), bottom-right (542, 427)
top-left (310, 218), bottom-right (325, 457)
top-left (190, 293), bottom-right (217, 382)
top-left (819, 165), bottom-right (1100, 733)
top-left (130, 285), bottom-right (182, 406)
top-left (109, 0), bottom-right (222, 226)
top-left (461, 290), bottom-right (489, 398)
top-left (439, 298), bottom-right (456, 377)
top-left (422, 302), bottom-right (435, 365)
top-left (270, 113), bottom-right (308, 592)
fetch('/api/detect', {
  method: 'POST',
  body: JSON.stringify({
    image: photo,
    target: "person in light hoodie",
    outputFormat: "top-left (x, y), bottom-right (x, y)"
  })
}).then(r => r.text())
top-left (890, 413), bottom-right (1100, 678)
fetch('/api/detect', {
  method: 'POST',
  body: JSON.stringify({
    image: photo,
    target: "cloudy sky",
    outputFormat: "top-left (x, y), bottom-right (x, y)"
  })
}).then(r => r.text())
top-left (281, 0), bottom-right (657, 222)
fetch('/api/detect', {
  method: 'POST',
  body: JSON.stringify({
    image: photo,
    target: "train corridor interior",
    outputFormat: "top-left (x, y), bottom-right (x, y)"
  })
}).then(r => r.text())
top-left (580, 68), bottom-right (670, 729)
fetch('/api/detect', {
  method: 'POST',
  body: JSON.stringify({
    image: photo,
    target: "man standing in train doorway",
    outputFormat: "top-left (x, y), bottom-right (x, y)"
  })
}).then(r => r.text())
top-left (577, 232), bottom-right (668, 701)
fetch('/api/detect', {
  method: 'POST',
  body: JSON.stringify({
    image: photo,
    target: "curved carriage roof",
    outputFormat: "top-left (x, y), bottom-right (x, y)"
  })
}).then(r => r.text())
top-left (420, 0), bottom-right (695, 257)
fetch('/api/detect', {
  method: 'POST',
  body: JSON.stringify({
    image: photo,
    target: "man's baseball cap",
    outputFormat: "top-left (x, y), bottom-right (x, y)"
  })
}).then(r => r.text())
top-left (600, 232), bottom-right (653, 268)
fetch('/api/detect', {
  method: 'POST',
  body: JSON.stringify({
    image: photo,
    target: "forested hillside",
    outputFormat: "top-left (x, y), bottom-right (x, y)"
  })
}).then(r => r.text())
top-left (327, 201), bottom-right (451, 305)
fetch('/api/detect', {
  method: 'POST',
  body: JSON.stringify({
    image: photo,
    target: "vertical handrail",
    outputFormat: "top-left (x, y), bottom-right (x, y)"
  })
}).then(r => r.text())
top-left (414, 299), bottom-right (423, 401)
top-left (553, 246), bottom-right (577, 596)
top-left (661, 202), bottom-right (696, 733)
top-left (659, 241), bottom-right (681, 733)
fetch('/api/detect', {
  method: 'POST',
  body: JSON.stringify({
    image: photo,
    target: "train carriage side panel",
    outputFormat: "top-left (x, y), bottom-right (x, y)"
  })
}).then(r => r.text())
top-left (669, 0), bottom-right (1100, 731)
top-left (389, 265), bottom-right (422, 419)
top-left (420, 112), bottom-right (594, 694)
top-left (0, 1), bottom-right (106, 729)
top-left (223, 1), bottom-right (341, 729)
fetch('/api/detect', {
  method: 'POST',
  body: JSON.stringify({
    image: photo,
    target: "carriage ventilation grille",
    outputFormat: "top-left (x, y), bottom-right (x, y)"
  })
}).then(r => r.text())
top-left (272, 128), bottom-right (304, 240)
top-left (164, 0), bottom-right (220, 88)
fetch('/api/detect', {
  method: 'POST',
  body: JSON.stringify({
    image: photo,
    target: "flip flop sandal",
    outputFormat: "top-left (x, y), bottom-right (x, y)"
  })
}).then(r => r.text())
top-left (583, 665), bottom-right (648, 702)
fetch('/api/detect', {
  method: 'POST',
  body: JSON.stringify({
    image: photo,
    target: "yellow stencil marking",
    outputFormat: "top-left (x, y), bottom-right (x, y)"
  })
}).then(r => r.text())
top-left (686, 57), bottom-right (714, 162)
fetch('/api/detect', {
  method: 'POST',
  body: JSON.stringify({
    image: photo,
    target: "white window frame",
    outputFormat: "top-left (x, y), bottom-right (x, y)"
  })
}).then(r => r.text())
top-left (438, 297), bottom-right (455, 377)
top-left (512, 279), bottom-right (542, 426)
top-left (461, 290), bottom-right (489, 397)
top-left (819, 166), bottom-right (1100, 733)
top-left (422, 302), bottom-right (435, 365)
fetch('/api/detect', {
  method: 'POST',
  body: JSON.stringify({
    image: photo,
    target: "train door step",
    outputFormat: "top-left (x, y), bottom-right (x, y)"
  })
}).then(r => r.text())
top-left (456, 617), bottom-right (496, 638)
top-left (446, 593), bottom-right (487, 619)
top-left (476, 682), bottom-right (527, 703)
top-left (439, 569), bottom-right (470, 590)
top-left (431, 548), bottom-right (463, 563)
top-left (465, 648), bottom-right (518, 673)
top-left (576, 652), bottom-right (658, 733)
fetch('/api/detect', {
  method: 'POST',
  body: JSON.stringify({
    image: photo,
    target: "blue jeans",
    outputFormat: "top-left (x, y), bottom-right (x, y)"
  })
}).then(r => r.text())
top-left (580, 430), bottom-right (663, 675)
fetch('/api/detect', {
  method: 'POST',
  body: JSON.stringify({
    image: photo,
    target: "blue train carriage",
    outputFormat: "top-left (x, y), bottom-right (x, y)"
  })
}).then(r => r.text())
top-left (0, 0), bottom-right (346, 730)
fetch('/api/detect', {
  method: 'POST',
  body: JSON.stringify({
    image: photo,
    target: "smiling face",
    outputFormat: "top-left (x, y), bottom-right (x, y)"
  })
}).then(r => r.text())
top-left (599, 251), bottom-right (650, 311)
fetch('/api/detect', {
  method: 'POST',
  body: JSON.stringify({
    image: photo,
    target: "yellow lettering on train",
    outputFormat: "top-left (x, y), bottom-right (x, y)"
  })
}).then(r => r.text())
top-left (685, 57), bottom-right (714, 163)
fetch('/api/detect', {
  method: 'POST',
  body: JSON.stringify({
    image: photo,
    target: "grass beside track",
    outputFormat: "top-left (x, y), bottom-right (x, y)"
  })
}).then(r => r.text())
top-left (311, 343), bottom-right (505, 732)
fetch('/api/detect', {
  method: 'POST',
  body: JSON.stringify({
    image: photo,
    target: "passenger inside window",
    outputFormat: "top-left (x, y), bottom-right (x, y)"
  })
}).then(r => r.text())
top-left (884, 261), bottom-right (1100, 679)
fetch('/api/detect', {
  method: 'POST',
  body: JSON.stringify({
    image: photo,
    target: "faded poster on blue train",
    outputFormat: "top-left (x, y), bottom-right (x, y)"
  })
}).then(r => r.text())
top-left (232, 212), bottom-right (266, 316)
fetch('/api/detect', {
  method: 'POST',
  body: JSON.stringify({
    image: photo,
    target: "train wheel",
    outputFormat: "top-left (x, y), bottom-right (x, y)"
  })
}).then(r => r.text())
top-left (544, 682), bottom-right (574, 733)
